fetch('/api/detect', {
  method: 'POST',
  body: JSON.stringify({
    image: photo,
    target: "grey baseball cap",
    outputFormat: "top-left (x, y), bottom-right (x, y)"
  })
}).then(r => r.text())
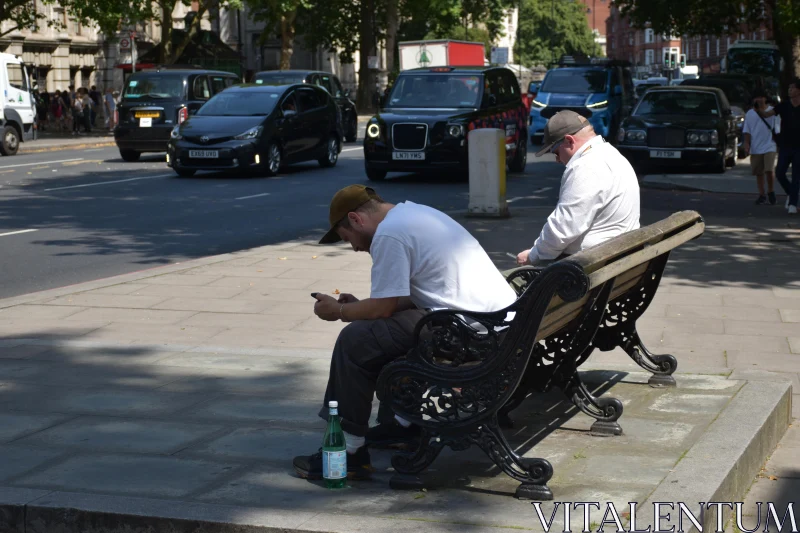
top-left (535, 110), bottom-right (589, 157)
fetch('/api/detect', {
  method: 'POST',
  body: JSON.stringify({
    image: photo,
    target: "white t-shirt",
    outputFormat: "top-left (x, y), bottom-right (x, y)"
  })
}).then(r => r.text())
top-left (743, 107), bottom-right (779, 155)
top-left (529, 135), bottom-right (640, 262)
top-left (370, 202), bottom-right (516, 312)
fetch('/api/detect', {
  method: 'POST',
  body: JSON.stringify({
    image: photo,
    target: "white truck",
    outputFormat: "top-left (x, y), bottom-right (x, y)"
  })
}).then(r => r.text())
top-left (0, 53), bottom-right (36, 156)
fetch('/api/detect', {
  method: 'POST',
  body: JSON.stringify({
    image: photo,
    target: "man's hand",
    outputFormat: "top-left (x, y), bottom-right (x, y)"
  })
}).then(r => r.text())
top-left (337, 293), bottom-right (359, 304)
top-left (313, 293), bottom-right (342, 322)
top-left (516, 249), bottom-right (531, 266)
top-left (743, 141), bottom-right (750, 156)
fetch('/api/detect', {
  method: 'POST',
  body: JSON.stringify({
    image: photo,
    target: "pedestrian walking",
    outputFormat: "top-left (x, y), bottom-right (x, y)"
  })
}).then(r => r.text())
top-left (72, 91), bottom-right (83, 135)
top-left (104, 87), bottom-right (117, 131)
top-left (80, 89), bottom-right (93, 133)
top-left (744, 92), bottom-right (779, 205)
top-left (89, 85), bottom-right (100, 127)
top-left (759, 76), bottom-right (800, 214)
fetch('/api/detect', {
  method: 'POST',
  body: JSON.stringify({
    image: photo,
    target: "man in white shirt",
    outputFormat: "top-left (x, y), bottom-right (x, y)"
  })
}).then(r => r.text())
top-left (293, 185), bottom-right (517, 481)
top-left (516, 110), bottom-right (640, 265)
top-left (743, 92), bottom-right (779, 205)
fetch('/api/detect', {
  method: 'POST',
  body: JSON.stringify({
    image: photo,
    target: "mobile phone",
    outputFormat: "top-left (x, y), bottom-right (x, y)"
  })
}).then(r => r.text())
top-left (311, 292), bottom-right (319, 299)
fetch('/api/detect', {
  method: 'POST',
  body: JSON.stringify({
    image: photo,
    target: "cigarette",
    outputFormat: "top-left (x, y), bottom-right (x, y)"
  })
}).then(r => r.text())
top-left (506, 252), bottom-right (517, 259)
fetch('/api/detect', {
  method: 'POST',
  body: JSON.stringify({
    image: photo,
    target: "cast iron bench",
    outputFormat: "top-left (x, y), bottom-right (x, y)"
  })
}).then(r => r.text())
top-left (375, 210), bottom-right (705, 500)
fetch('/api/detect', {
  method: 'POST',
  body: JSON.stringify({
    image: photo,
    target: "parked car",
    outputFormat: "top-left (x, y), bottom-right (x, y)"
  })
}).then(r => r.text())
top-left (529, 61), bottom-right (635, 144)
top-left (363, 66), bottom-right (528, 181)
top-left (114, 68), bottom-right (239, 162)
top-left (680, 76), bottom-right (750, 158)
top-left (166, 84), bottom-right (343, 177)
top-left (253, 70), bottom-right (357, 143)
top-left (616, 86), bottom-right (738, 174)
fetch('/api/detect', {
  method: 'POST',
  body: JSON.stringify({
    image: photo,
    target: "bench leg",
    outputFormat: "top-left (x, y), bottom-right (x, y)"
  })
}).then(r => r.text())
top-left (622, 328), bottom-right (678, 388)
top-left (389, 431), bottom-right (445, 490)
top-left (470, 420), bottom-right (554, 500)
top-left (563, 373), bottom-right (624, 437)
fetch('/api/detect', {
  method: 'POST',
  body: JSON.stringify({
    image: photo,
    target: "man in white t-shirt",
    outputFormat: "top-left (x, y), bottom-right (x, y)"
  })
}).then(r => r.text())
top-left (743, 92), bottom-right (780, 205)
top-left (516, 110), bottom-right (640, 265)
top-left (293, 185), bottom-right (517, 481)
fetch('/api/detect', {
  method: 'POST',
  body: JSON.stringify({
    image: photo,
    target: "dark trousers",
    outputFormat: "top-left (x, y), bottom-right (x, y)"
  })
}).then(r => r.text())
top-left (775, 147), bottom-right (800, 207)
top-left (318, 309), bottom-right (428, 437)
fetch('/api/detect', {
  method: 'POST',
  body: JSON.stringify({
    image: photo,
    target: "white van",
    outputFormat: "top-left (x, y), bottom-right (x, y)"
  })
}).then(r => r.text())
top-left (0, 53), bottom-right (35, 156)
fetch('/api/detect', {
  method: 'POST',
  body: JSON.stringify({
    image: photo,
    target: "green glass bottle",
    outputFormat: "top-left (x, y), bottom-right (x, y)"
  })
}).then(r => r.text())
top-left (322, 400), bottom-right (347, 489)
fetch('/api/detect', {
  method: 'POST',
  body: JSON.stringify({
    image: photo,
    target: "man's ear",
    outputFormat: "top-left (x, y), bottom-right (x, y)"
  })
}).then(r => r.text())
top-left (348, 211), bottom-right (362, 228)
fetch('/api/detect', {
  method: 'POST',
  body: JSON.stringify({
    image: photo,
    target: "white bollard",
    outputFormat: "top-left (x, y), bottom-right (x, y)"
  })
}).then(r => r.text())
top-left (467, 128), bottom-right (509, 218)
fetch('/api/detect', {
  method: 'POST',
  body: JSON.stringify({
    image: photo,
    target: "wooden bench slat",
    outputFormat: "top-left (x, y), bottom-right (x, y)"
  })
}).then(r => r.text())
top-left (609, 275), bottom-right (644, 302)
top-left (538, 294), bottom-right (590, 333)
top-left (536, 307), bottom-right (584, 341)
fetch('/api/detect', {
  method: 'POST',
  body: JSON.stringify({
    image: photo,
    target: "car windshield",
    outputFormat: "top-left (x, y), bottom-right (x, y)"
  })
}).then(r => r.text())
top-left (727, 49), bottom-right (781, 77)
top-left (254, 74), bottom-right (305, 85)
top-left (540, 69), bottom-right (608, 94)
top-left (123, 74), bottom-right (184, 99)
top-left (387, 74), bottom-right (481, 108)
top-left (635, 91), bottom-right (720, 116)
top-left (196, 91), bottom-right (279, 116)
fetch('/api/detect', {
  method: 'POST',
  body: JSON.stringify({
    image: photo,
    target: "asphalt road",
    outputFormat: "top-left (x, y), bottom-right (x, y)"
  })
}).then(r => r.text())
top-left (0, 134), bottom-right (567, 299)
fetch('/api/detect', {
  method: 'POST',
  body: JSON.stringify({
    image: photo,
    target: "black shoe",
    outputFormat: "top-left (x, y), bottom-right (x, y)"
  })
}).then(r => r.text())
top-left (366, 421), bottom-right (421, 449)
top-left (293, 447), bottom-right (373, 480)
top-left (755, 195), bottom-right (767, 205)
top-left (768, 192), bottom-right (777, 205)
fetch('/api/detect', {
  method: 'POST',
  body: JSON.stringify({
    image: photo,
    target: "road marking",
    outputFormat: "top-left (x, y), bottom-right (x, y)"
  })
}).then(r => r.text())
top-left (0, 158), bottom-right (83, 170)
top-left (83, 148), bottom-right (105, 152)
top-left (31, 165), bottom-right (50, 170)
top-left (341, 147), bottom-right (362, 153)
top-left (0, 229), bottom-right (38, 238)
top-left (0, 169), bottom-right (15, 174)
top-left (44, 173), bottom-right (174, 192)
top-left (235, 192), bottom-right (270, 200)
top-left (507, 187), bottom-right (552, 203)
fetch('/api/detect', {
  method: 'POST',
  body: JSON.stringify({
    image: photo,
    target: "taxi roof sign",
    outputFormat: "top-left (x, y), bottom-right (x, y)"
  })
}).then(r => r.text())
top-left (429, 67), bottom-right (455, 72)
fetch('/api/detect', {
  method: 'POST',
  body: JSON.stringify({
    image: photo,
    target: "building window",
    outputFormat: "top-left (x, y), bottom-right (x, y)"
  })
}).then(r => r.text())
top-left (716, 39), bottom-right (720, 56)
top-left (645, 49), bottom-right (654, 65)
top-left (706, 39), bottom-right (710, 57)
top-left (761, 29), bottom-right (766, 40)
top-left (645, 29), bottom-right (654, 43)
top-left (697, 42), bottom-right (700, 57)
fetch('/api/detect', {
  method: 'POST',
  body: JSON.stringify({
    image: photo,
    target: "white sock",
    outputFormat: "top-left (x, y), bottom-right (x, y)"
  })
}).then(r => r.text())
top-left (395, 415), bottom-right (412, 428)
top-left (344, 431), bottom-right (365, 454)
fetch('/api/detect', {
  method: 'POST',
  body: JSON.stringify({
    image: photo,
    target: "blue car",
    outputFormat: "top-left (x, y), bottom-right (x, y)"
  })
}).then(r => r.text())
top-left (529, 63), bottom-right (635, 144)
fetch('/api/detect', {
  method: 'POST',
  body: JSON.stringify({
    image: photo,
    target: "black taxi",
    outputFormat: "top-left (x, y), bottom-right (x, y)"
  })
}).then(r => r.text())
top-left (363, 66), bottom-right (528, 181)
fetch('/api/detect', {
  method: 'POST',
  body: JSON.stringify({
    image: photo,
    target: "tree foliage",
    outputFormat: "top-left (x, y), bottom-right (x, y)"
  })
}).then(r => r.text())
top-left (245, 0), bottom-right (313, 69)
top-left (0, 0), bottom-right (56, 38)
top-left (516, 0), bottom-right (601, 67)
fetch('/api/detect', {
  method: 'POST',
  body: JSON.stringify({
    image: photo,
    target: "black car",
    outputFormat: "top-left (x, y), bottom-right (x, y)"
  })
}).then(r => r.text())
top-left (616, 86), bottom-right (738, 174)
top-left (166, 84), bottom-right (343, 177)
top-left (115, 69), bottom-right (239, 162)
top-left (680, 76), bottom-right (750, 158)
top-left (253, 70), bottom-right (357, 143)
top-left (364, 66), bottom-right (528, 181)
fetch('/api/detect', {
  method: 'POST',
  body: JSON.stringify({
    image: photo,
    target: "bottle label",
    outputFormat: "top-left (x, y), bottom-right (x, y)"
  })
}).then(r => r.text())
top-left (323, 450), bottom-right (346, 480)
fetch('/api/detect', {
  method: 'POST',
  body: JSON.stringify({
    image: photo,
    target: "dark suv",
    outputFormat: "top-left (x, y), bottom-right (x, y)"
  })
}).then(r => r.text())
top-left (253, 70), bottom-right (357, 142)
top-left (114, 68), bottom-right (240, 161)
top-left (364, 66), bottom-right (528, 181)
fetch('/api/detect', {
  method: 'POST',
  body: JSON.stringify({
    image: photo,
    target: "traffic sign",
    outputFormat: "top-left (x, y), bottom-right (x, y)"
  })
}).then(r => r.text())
top-left (119, 38), bottom-right (131, 50)
top-left (491, 47), bottom-right (509, 65)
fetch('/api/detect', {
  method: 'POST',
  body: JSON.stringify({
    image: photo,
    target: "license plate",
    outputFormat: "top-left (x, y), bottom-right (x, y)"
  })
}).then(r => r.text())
top-left (189, 150), bottom-right (219, 159)
top-left (650, 150), bottom-right (681, 159)
top-left (139, 118), bottom-right (152, 128)
top-left (135, 112), bottom-right (160, 119)
top-left (392, 151), bottom-right (425, 161)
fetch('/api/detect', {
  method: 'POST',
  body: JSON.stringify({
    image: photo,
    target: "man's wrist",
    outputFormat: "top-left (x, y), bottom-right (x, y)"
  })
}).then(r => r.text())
top-left (339, 303), bottom-right (346, 322)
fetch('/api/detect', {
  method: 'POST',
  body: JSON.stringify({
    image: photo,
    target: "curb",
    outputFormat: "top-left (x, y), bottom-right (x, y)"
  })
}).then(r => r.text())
top-left (20, 140), bottom-right (116, 154)
top-left (0, 239), bottom-right (320, 310)
top-left (637, 379), bottom-right (792, 533)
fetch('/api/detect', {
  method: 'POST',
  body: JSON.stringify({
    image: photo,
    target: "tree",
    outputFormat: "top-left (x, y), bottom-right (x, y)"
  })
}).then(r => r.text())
top-left (612, 0), bottom-right (799, 93)
top-left (62, 0), bottom-right (153, 39)
top-left (158, 0), bottom-right (242, 65)
top-left (0, 0), bottom-right (55, 38)
top-left (516, 0), bottom-right (602, 67)
top-left (246, 0), bottom-right (312, 69)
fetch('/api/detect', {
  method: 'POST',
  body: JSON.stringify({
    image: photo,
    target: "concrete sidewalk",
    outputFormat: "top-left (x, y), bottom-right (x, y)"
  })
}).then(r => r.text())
top-left (21, 132), bottom-right (115, 153)
top-left (642, 158), bottom-right (758, 194)
top-left (0, 197), bottom-right (798, 531)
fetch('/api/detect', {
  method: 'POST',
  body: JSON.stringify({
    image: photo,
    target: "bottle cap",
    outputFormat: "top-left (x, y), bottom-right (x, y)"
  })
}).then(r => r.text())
top-left (328, 401), bottom-right (338, 408)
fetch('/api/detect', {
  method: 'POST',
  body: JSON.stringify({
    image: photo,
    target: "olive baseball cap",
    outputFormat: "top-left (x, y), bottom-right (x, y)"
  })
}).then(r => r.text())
top-left (319, 184), bottom-right (379, 244)
top-left (535, 110), bottom-right (589, 157)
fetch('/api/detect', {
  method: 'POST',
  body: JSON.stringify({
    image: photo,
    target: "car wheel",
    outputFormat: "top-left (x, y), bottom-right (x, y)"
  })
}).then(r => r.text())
top-left (265, 143), bottom-right (281, 176)
top-left (120, 149), bottom-right (140, 162)
top-left (711, 153), bottom-right (726, 174)
top-left (174, 168), bottom-right (196, 177)
top-left (0, 125), bottom-right (19, 156)
top-left (345, 114), bottom-right (357, 143)
top-left (365, 165), bottom-right (387, 181)
top-left (319, 135), bottom-right (340, 168)
top-left (509, 136), bottom-right (527, 173)
top-left (726, 153), bottom-right (736, 168)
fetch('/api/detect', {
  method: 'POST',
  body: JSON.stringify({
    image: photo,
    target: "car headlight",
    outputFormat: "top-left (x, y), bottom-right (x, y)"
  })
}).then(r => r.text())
top-left (170, 125), bottom-right (182, 140)
top-left (587, 100), bottom-right (608, 109)
top-left (710, 130), bottom-right (719, 144)
top-left (687, 130), bottom-right (716, 145)
top-left (447, 124), bottom-right (463, 138)
top-left (367, 123), bottom-right (381, 138)
top-left (234, 126), bottom-right (263, 140)
top-left (687, 132), bottom-right (700, 144)
top-left (531, 99), bottom-right (547, 108)
top-left (625, 129), bottom-right (646, 143)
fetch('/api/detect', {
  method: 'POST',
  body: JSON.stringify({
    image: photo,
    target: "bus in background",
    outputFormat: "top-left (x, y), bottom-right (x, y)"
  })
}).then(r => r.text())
top-left (722, 40), bottom-right (782, 96)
